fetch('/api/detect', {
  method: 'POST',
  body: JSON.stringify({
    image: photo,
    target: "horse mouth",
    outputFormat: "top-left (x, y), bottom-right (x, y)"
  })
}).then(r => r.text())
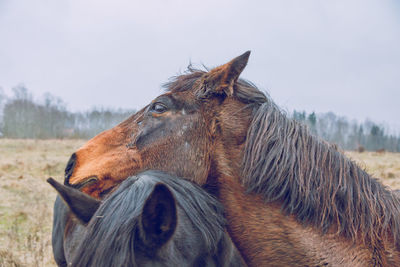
top-left (72, 176), bottom-right (99, 189)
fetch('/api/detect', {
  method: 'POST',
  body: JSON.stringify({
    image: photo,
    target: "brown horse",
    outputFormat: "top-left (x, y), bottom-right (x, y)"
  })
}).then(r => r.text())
top-left (64, 52), bottom-right (400, 266)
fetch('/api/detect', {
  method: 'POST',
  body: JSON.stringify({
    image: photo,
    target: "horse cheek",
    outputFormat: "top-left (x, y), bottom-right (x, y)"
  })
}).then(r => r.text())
top-left (171, 135), bottom-right (211, 185)
top-left (167, 117), bottom-right (211, 185)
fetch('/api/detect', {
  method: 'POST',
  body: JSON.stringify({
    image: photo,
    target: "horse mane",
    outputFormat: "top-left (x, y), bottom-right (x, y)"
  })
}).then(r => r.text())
top-left (72, 171), bottom-right (226, 266)
top-left (241, 97), bottom-right (400, 246)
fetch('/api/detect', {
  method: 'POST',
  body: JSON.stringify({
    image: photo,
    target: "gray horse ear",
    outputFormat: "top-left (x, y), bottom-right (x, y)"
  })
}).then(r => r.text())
top-left (47, 177), bottom-right (100, 225)
top-left (139, 183), bottom-right (177, 250)
top-left (197, 51), bottom-right (251, 98)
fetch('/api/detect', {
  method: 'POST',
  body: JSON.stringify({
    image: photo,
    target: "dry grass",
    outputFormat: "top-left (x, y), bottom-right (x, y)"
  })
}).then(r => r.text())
top-left (0, 139), bottom-right (399, 266)
top-left (0, 139), bottom-right (85, 267)
top-left (346, 151), bottom-right (400, 189)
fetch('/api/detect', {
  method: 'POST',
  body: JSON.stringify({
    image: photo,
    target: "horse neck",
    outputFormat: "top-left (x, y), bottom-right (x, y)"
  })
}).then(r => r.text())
top-left (213, 148), bottom-right (400, 265)
top-left (210, 105), bottom-right (400, 265)
top-left (217, 174), bottom-right (400, 266)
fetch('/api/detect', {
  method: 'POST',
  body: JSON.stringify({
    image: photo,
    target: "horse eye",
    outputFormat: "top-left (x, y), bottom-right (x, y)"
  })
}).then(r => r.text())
top-left (151, 103), bottom-right (168, 114)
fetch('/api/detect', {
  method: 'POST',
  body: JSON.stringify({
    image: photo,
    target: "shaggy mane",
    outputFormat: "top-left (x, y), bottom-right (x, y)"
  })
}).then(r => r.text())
top-left (241, 98), bottom-right (400, 246)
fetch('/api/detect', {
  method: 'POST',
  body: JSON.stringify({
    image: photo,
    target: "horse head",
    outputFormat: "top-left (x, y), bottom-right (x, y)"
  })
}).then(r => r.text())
top-left (65, 51), bottom-right (263, 198)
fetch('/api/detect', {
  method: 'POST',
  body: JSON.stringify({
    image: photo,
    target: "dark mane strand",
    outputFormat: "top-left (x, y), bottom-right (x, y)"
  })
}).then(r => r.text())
top-left (241, 99), bottom-right (400, 247)
top-left (163, 69), bottom-right (205, 93)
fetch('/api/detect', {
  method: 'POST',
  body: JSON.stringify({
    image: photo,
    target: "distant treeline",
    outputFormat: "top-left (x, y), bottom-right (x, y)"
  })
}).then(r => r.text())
top-left (0, 85), bottom-right (399, 152)
top-left (0, 85), bottom-right (134, 139)
top-left (292, 111), bottom-right (400, 152)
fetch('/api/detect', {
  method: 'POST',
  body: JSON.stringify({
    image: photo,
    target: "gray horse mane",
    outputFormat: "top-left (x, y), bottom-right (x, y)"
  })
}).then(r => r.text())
top-left (72, 171), bottom-right (226, 266)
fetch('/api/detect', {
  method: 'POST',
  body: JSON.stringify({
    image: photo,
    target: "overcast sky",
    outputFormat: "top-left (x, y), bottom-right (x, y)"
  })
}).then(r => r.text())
top-left (0, 0), bottom-right (399, 133)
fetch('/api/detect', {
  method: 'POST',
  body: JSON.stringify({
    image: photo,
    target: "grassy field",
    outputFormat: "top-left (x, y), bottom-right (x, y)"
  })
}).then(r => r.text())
top-left (346, 151), bottom-right (400, 188)
top-left (0, 139), bottom-right (399, 266)
top-left (0, 139), bottom-right (85, 267)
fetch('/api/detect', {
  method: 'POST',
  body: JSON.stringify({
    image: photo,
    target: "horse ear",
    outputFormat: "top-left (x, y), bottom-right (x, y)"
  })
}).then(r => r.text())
top-left (139, 183), bottom-right (177, 250)
top-left (197, 51), bottom-right (251, 98)
top-left (47, 177), bottom-right (100, 225)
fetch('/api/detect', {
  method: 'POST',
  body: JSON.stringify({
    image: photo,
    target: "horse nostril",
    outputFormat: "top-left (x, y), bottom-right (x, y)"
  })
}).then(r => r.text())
top-left (64, 153), bottom-right (77, 185)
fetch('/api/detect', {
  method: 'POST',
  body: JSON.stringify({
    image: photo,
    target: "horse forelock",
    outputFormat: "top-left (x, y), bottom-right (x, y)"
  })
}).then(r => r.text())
top-left (163, 68), bottom-right (205, 93)
top-left (241, 100), bottom-right (400, 247)
top-left (163, 67), bottom-right (267, 106)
